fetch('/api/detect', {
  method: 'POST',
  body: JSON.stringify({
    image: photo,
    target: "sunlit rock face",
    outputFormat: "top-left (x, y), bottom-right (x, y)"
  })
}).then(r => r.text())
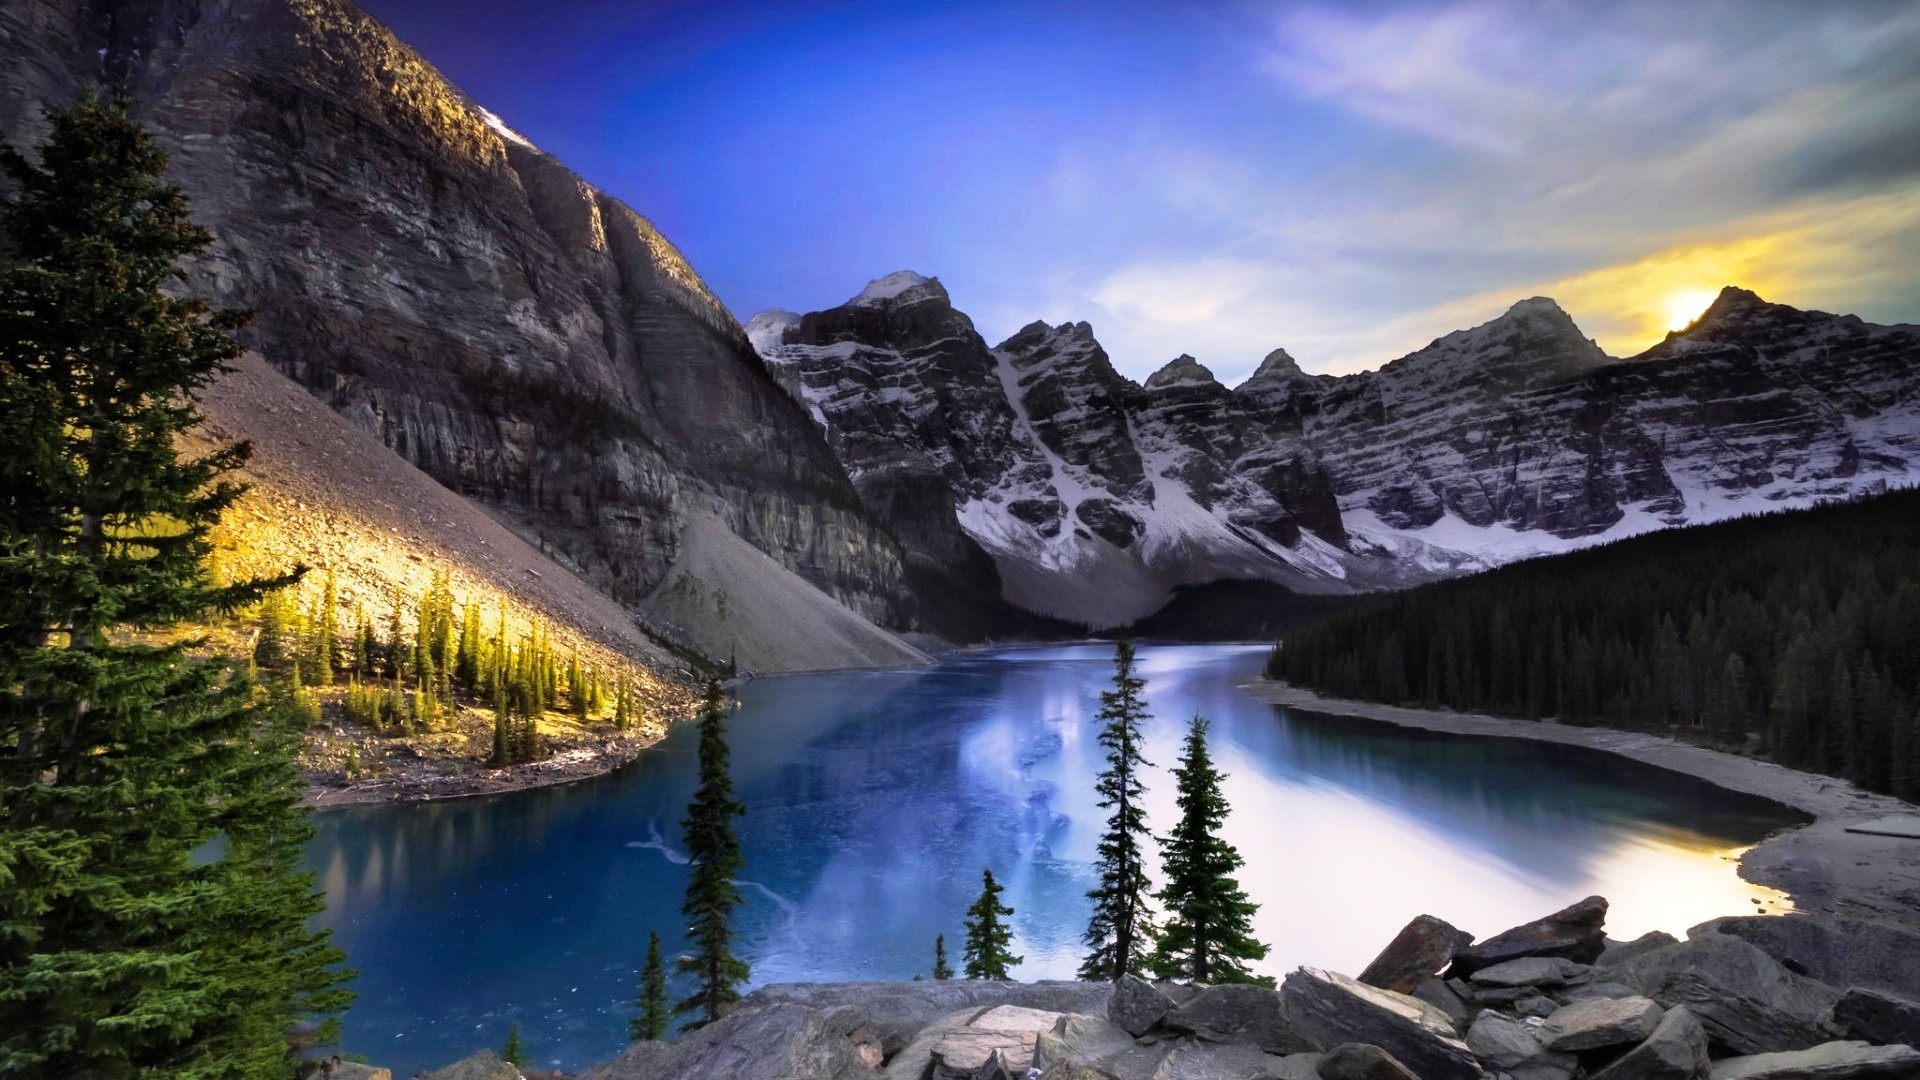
top-left (756, 284), bottom-right (1920, 626)
top-left (0, 0), bottom-right (917, 631)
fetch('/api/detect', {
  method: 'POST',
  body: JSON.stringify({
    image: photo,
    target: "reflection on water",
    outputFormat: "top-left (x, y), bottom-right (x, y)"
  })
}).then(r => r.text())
top-left (310, 644), bottom-right (1803, 1074)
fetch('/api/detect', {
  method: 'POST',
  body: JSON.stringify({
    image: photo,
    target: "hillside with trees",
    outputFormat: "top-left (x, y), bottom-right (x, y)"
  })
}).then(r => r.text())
top-left (1268, 490), bottom-right (1920, 799)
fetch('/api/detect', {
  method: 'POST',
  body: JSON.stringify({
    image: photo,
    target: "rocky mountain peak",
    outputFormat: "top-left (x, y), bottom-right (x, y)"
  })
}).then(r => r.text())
top-left (847, 270), bottom-right (948, 309)
top-left (1245, 347), bottom-right (1306, 383)
top-left (1144, 354), bottom-right (1220, 391)
top-left (745, 308), bottom-right (801, 354)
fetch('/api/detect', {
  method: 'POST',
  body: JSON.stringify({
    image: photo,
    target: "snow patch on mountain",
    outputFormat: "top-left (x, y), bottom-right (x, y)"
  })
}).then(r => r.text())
top-left (848, 270), bottom-right (938, 307)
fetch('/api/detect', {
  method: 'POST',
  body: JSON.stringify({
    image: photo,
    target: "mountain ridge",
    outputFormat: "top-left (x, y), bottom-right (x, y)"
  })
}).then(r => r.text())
top-left (752, 279), bottom-right (1920, 626)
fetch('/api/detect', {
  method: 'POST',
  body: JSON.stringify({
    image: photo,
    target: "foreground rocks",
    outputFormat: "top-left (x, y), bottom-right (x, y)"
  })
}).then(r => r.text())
top-left (403, 898), bottom-right (1920, 1080)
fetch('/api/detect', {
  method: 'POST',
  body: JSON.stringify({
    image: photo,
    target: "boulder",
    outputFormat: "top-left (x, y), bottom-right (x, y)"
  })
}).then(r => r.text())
top-left (1451, 896), bottom-right (1610, 976)
top-left (1280, 967), bottom-right (1480, 1080)
top-left (1029, 1013), bottom-right (1137, 1074)
top-left (1038, 1065), bottom-right (1117, 1080)
top-left (1540, 996), bottom-right (1665, 1052)
top-left (1411, 978), bottom-right (1474, 1028)
top-left (1517, 995), bottom-right (1559, 1019)
top-left (1466, 1011), bottom-right (1578, 1080)
top-left (972, 1047), bottom-right (1017, 1080)
top-left (1109, 975), bottom-right (1173, 1036)
top-left (748, 980), bottom-right (1113, 1055)
top-left (420, 1052), bottom-right (522, 1080)
top-left (593, 1003), bottom-right (872, 1080)
top-left (1599, 932), bottom-right (1681, 968)
top-left (1469, 957), bottom-right (1594, 988)
top-left (1707, 1040), bottom-right (1920, 1079)
top-left (1558, 981), bottom-right (1640, 1005)
top-left (1606, 935), bottom-right (1841, 1025)
top-left (1162, 983), bottom-right (1315, 1054)
top-left (1652, 970), bottom-right (1828, 1055)
top-left (1588, 1005), bottom-right (1710, 1080)
top-left (1831, 987), bottom-right (1920, 1049)
top-left (1316, 1042), bottom-right (1418, 1080)
top-left (1359, 915), bottom-right (1476, 994)
top-left (1150, 1041), bottom-right (1316, 1079)
top-left (1693, 916), bottom-right (1920, 1002)
top-left (919, 1005), bottom-right (1066, 1079)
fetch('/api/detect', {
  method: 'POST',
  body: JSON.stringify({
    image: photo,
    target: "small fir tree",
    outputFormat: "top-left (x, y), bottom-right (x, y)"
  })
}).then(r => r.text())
top-left (963, 869), bottom-right (1021, 980)
top-left (632, 931), bottom-right (670, 1041)
top-left (1080, 639), bottom-right (1156, 981)
top-left (932, 934), bottom-right (954, 981)
top-left (1148, 716), bottom-right (1271, 985)
top-left (501, 1022), bottom-right (525, 1067)
top-left (674, 679), bottom-right (749, 1027)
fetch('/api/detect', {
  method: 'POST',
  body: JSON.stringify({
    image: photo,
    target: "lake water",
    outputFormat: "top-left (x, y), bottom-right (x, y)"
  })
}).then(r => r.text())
top-left (309, 643), bottom-right (1803, 1074)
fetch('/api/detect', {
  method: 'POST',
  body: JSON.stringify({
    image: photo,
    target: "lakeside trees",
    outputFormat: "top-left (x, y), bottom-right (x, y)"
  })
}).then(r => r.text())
top-left (933, 934), bottom-right (954, 981)
top-left (0, 95), bottom-right (349, 1074)
top-left (1080, 640), bottom-right (1157, 981)
top-left (1269, 491), bottom-right (1920, 799)
top-left (964, 869), bottom-right (1021, 980)
top-left (632, 932), bottom-right (669, 1042)
top-left (1149, 718), bottom-right (1270, 985)
top-left (675, 679), bottom-right (750, 1028)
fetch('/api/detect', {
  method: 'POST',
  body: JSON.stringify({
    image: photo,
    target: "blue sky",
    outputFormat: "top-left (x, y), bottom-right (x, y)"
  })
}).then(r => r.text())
top-left (363, 0), bottom-right (1920, 381)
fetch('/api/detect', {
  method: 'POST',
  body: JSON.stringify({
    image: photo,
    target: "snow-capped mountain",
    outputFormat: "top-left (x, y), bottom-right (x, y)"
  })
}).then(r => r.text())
top-left (754, 278), bottom-right (1920, 627)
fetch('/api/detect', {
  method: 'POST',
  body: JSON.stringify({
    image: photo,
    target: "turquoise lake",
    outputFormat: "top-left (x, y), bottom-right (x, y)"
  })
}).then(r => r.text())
top-left (308, 643), bottom-right (1802, 1074)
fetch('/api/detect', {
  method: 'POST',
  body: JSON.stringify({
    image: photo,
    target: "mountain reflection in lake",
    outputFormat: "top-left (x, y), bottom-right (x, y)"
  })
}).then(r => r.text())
top-left (310, 643), bottom-right (1802, 1074)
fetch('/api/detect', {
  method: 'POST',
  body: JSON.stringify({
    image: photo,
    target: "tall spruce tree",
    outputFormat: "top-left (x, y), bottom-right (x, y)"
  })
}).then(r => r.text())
top-left (1080, 639), bottom-right (1156, 981)
top-left (963, 869), bottom-right (1021, 980)
top-left (1148, 717), bottom-right (1270, 985)
top-left (0, 95), bottom-right (350, 1075)
top-left (675, 679), bottom-right (749, 1027)
top-left (631, 931), bottom-right (669, 1041)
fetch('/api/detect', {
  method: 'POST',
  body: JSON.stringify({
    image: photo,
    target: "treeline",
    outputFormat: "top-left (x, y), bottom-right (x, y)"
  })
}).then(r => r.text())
top-left (251, 568), bottom-right (649, 766)
top-left (1269, 490), bottom-right (1920, 799)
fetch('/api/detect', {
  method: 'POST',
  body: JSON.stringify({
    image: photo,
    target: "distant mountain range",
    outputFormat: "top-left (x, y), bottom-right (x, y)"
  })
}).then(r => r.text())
top-left (752, 276), bottom-right (1920, 627)
top-left (5, 0), bottom-right (1915, 653)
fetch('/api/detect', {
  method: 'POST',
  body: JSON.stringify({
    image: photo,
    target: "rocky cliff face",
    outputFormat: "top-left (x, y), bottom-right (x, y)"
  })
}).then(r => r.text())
top-left (755, 281), bottom-right (1920, 626)
top-left (0, 0), bottom-right (923, 649)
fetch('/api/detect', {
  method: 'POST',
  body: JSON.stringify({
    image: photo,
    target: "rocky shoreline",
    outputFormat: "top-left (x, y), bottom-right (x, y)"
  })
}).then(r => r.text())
top-left (1245, 679), bottom-right (1920, 932)
top-left (339, 894), bottom-right (1920, 1079)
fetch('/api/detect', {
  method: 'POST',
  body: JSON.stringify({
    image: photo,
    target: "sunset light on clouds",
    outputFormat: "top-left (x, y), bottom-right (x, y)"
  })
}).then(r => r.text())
top-left (367, 0), bottom-right (1920, 380)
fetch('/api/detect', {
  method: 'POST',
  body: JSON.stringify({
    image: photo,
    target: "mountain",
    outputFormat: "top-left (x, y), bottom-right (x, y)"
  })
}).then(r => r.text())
top-left (0, 0), bottom-right (957, 669)
top-left (755, 280), bottom-right (1920, 627)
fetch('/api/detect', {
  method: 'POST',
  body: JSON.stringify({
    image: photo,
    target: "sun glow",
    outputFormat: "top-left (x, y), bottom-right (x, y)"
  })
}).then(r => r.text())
top-left (1663, 289), bottom-right (1719, 332)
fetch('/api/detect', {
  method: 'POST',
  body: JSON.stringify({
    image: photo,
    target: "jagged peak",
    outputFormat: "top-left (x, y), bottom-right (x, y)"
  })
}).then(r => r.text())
top-left (1144, 354), bottom-right (1220, 391)
top-left (1245, 347), bottom-right (1306, 382)
top-left (846, 271), bottom-right (947, 308)
top-left (1692, 285), bottom-right (1770, 325)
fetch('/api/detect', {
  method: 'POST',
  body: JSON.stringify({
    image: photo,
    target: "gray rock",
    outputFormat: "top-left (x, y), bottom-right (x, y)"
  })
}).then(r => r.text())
top-left (1707, 1040), bottom-right (1920, 1079)
top-left (1517, 995), bottom-right (1559, 1019)
top-left (1108, 975), bottom-right (1173, 1037)
top-left (1452, 896), bottom-right (1610, 977)
top-left (1280, 967), bottom-right (1480, 1080)
top-left (1558, 981), bottom-right (1640, 1005)
top-left (1831, 987), bottom-right (1920, 1049)
top-left (1540, 996), bottom-right (1665, 1052)
top-left (1411, 978), bottom-right (1475, 1028)
top-left (1029, 1013), bottom-right (1137, 1074)
top-left (419, 1052), bottom-right (521, 1080)
top-left (1599, 932), bottom-right (1681, 968)
top-left (749, 981), bottom-right (1112, 1057)
top-left (972, 1047), bottom-right (1017, 1080)
top-left (1467, 1011), bottom-right (1578, 1080)
top-left (1359, 915), bottom-right (1477, 994)
top-left (916, 1005), bottom-right (1067, 1079)
top-left (316, 1063), bottom-right (393, 1080)
top-left (1588, 1005), bottom-right (1710, 1080)
top-left (592, 1003), bottom-right (871, 1080)
top-left (1162, 983), bottom-right (1315, 1054)
top-left (1037, 1065), bottom-right (1117, 1080)
top-left (1469, 957), bottom-right (1594, 988)
top-left (1606, 935), bottom-right (1842, 1025)
top-left (1316, 1042), bottom-right (1418, 1080)
top-left (1652, 970), bottom-right (1828, 1055)
top-left (1694, 916), bottom-right (1920, 1004)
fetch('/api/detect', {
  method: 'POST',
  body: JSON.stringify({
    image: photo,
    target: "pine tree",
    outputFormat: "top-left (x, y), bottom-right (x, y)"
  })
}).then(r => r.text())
top-left (631, 931), bottom-right (670, 1042)
top-left (963, 868), bottom-right (1021, 980)
top-left (501, 1023), bottom-right (525, 1067)
top-left (0, 95), bottom-right (350, 1074)
top-left (932, 933), bottom-right (954, 981)
top-left (1080, 639), bottom-right (1156, 981)
top-left (674, 679), bottom-right (749, 1027)
top-left (1148, 717), bottom-right (1270, 985)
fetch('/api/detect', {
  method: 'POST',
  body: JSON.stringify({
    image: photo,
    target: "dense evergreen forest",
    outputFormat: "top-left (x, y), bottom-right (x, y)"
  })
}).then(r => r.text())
top-left (1268, 490), bottom-right (1920, 799)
